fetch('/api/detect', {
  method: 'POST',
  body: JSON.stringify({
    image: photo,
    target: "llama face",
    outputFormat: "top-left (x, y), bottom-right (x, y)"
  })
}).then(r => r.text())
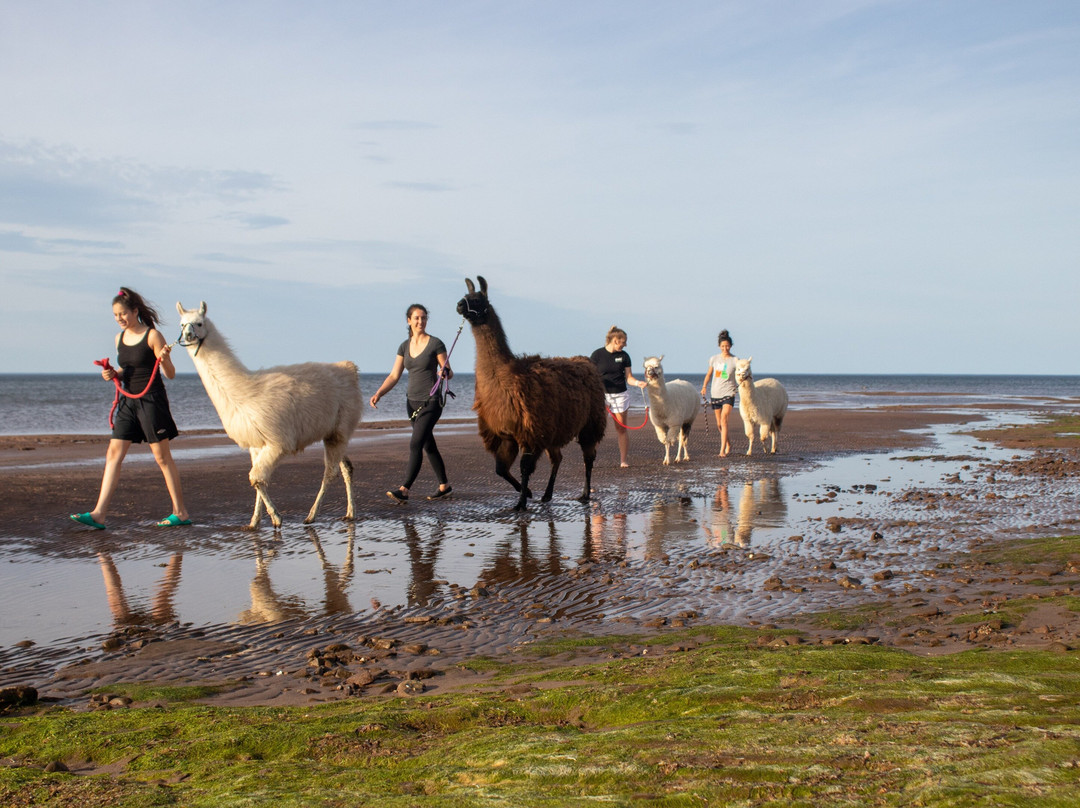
top-left (734, 357), bottom-right (753, 385)
top-left (642, 356), bottom-right (665, 383)
top-left (176, 301), bottom-right (210, 349)
top-left (456, 276), bottom-right (490, 325)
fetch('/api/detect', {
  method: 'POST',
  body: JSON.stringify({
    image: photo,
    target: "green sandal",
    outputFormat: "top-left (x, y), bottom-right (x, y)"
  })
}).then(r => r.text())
top-left (70, 512), bottom-right (106, 530)
top-left (156, 514), bottom-right (193, 527)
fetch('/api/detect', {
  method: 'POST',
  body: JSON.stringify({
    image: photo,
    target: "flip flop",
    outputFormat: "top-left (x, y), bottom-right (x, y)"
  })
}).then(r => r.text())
top-left (156, 514), bottom-right (193, 527)
top-left (70, 512), bottom-right (106, 530)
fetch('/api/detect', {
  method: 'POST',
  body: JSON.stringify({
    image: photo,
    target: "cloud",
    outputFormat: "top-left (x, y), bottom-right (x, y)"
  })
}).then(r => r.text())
top-left (0, 138), bottom-right (284, 230)
top-left (383, 181), bottom-right (457, 193)
top-left (353, 120), bottom-right (439, 132)
top-left (219, 212), bottom-right (291, 230)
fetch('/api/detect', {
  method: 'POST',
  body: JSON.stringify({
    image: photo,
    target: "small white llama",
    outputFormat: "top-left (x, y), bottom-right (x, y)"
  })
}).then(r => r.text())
top-left (176, 302), bottom-right (362, 529)
top-left (734, 357), bottom-right (788, 455)
top-left (643, 356), bottom-right (699, 464)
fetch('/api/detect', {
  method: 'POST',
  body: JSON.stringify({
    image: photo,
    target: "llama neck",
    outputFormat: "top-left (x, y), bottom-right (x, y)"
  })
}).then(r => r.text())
top-left (187, 326), bottom-right (252, 415)
top-left (471, 309), bottom-right (515, 375)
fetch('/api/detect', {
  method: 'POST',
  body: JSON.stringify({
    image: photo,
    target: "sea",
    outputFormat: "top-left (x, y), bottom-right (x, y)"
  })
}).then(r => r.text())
top-left (1, 372), bottom-right (1078, 436)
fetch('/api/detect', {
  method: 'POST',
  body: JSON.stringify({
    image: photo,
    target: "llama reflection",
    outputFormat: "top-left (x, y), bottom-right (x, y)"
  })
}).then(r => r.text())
top-left (477, 519), bottom-right (568, 588)
top-left (98, 552), bottom-right (183, 628)
top-left (308, 525), bottom-right (356, 615)
top-left (237, 526), bottom-right (357, 624)
top-left (705, 478), bottom-right (787, 548)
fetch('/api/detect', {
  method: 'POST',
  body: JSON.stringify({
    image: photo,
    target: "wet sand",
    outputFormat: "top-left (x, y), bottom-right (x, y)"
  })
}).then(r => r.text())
top-left (2, 403), bottom-right (1079, 708)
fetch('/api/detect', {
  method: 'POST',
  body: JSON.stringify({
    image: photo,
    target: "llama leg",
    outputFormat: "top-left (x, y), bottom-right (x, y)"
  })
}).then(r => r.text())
top-left (541, 448), bottom-right (562, 503)
top-left (745, 424), bottom-right (754, 456)
top-left (679, 423), bottom-right (691, 462)
top-left (495, 440), bottom-right (530, 498)
top-left (249, 446), bottom-right (284, 529)
top-left (340, 457), bottom-right (355, 520)
top-left (305, 442), bottom-right (348, 524)
top-left (579, 442), bottom-right (597, 502)
top-left (515, 451), bottom-right (538, 511)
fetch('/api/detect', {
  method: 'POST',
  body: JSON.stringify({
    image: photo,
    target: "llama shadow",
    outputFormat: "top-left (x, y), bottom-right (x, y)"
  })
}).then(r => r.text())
top-left (98, 552), bottom-right (183, 629)
top-left (704, 478), bottom-right (787, 549)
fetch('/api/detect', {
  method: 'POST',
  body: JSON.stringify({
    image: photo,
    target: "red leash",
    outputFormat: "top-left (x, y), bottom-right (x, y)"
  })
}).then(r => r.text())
top-left (607, 406), bottom-right (650, 430)
top-left (94, 356), bottom-right (165, 428)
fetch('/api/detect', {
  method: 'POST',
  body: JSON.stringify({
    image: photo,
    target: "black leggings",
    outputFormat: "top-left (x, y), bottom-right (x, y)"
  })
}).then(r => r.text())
top-left (402, 399), bottom-right (448, 489)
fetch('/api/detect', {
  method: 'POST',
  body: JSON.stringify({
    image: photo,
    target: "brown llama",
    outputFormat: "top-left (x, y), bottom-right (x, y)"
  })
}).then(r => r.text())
top-left (456, 276), bottom-right (607, 511)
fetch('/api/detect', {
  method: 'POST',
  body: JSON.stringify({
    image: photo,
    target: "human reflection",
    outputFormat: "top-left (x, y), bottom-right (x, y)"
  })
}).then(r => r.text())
top-left (98, 552), bottom-right (183, 628)
top-left (307, 524), bottom-right (355, 615)
top-left (704, 478), bottom-right (787, 549)
top-left (237, 537), bottom-right (306, 624)
top-left (586, 504), bottom-right (628, 563)
top-left (646, 492), bottom-right (698, 560)
top-left (403, 518), bottom-right (444, 607)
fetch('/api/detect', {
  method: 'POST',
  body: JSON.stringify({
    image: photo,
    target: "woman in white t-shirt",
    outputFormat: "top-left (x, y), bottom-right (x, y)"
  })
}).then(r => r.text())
top-left (700, 329), bottom-right (738, 458)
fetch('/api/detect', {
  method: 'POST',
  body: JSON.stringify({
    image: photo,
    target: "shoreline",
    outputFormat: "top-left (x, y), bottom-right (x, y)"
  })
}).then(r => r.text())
top-left (3, 402), bottom-right (1079, 707)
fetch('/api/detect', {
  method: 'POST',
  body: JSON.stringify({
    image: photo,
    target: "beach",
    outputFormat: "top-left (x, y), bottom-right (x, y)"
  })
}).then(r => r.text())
top-left (2, 401), bottom-right (1079, 708)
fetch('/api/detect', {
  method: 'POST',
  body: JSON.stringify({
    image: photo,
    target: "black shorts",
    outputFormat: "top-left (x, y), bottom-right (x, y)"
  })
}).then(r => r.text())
top-left (112, 390), bottom-right (179, 444)
top-left (710, 396), bottom-right (735, 410)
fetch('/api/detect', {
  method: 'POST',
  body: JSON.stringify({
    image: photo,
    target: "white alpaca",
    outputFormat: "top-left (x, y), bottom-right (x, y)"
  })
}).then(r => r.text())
top-left (643, 356), bottom-right (699, 464)
top-left (734, 357), bottom-right (788, 455)
top-left (176, 302), bottom-right (362, 529)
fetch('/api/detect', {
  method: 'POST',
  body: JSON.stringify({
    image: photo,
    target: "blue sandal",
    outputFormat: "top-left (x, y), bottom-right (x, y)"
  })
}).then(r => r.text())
top-left (70, 512), bottom-right (106, 530)
top-left (156, 514), bottom-right (192, 527)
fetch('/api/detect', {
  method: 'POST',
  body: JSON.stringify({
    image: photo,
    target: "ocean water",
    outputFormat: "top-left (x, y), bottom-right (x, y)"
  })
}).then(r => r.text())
top-left (0, 372), bottom-right (1077, 437)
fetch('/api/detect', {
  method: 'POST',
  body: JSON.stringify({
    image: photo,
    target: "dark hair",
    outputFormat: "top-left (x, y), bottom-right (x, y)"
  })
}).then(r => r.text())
top-left (406, 303), bottom-right (428, 337)
top-left (113, 287), bottom-right (162, 331)
top-left (718, 329), bottom-right (733, 348)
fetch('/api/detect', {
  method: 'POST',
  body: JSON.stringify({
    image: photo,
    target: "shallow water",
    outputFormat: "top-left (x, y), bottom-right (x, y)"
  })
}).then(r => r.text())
top-left (1, 407), bottom-right (1067, 683)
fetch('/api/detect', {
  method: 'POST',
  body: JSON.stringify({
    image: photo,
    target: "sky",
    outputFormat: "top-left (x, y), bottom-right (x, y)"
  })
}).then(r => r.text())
top-left (1, 1), bottom-right (1078, 376)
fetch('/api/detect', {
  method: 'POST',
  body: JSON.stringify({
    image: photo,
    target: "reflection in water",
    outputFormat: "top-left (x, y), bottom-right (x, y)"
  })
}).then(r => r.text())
top-left (98, 552), bottom-right (183, 628)
top-left (237, 537), bottom-right (307, 624)
top-left (704, 478), bottom-right (787, 548)
top-left (308, 525), bottom-right (356, 615)
top-left (587, 507), bottom-right (627, 562)
top-left (478, 520), bottom-right (568, 588)
top-left (647, 491), bottom-right (698, 559)
top-left (403, 519), bottom-right (444, 607)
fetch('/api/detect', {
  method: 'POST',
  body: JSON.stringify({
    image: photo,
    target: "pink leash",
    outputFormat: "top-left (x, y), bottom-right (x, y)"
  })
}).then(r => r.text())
top-left (94, 356), bottom-right (165, 428)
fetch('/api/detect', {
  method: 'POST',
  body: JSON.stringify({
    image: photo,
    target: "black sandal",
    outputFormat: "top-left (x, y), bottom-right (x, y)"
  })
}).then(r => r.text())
top-left (426, 486), bottom-right (453, 501)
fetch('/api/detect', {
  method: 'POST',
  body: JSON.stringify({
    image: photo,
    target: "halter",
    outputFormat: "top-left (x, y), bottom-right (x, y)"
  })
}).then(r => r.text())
top-left (177, 324), bottom-right (203, 356)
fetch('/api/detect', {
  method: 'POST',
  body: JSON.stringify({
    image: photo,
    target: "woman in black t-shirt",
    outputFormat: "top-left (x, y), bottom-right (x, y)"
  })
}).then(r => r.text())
top-left (370, 303), bottom-right (454, 503)
top-left (589, 325), bottom-right (646, 468)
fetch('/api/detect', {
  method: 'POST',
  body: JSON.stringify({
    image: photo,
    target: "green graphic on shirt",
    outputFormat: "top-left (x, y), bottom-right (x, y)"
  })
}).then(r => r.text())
top-left (719, 363), bottom-right (728, 380)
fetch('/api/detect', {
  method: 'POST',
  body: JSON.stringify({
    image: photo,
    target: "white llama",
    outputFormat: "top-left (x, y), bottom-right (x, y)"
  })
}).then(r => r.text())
top-left (176, 302), bottom-right (362, 529)
top-left (643, 356), bottom-right (699, 464)
top-left (734, 357), bottom-right (788, 455)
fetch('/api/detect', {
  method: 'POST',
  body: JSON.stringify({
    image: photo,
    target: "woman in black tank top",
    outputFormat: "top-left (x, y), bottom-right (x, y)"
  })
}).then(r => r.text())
top-left (70, 287), bottom-right (192, 530)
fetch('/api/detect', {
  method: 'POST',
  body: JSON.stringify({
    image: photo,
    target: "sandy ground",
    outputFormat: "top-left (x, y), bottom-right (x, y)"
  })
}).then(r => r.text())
top-left (2, 402), bottom-right (1079, 710)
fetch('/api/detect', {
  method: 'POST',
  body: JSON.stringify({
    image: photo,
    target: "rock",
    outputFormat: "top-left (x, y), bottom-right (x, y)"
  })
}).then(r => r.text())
top-left (345, 669), bottom-right (380, 688)
top-left (43, 760), bottom-right (69, 773)
top-left (763, 576), bottom-right (785, 592)
top-left (838, 576), bottom-right (863, 590)
top-left (873, 570), bottom-right (894, 581)
top-left (0, 685), bottom-right (38, 709)
top-left (396, 679), bottom-right (425, 696)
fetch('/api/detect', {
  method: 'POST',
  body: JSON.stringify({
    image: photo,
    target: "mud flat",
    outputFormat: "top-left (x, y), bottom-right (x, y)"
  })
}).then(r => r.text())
top-left (2, 401), bottom-right (1079, 707)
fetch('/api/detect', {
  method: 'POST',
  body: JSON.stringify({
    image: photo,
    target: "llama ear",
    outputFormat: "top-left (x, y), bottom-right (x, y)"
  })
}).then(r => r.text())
top-left (465, 278), bottom-right (475, 295)
top-left (659, 354), bottom-right (664, 362)
top-left (176, 301), bottom-right (184, 315)
top-left (477, 276), bottom-right (487, 297)
top-left (199, 301), bottom-right (207, 316)
top-left (746, 356), bottom-right (752, 363)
